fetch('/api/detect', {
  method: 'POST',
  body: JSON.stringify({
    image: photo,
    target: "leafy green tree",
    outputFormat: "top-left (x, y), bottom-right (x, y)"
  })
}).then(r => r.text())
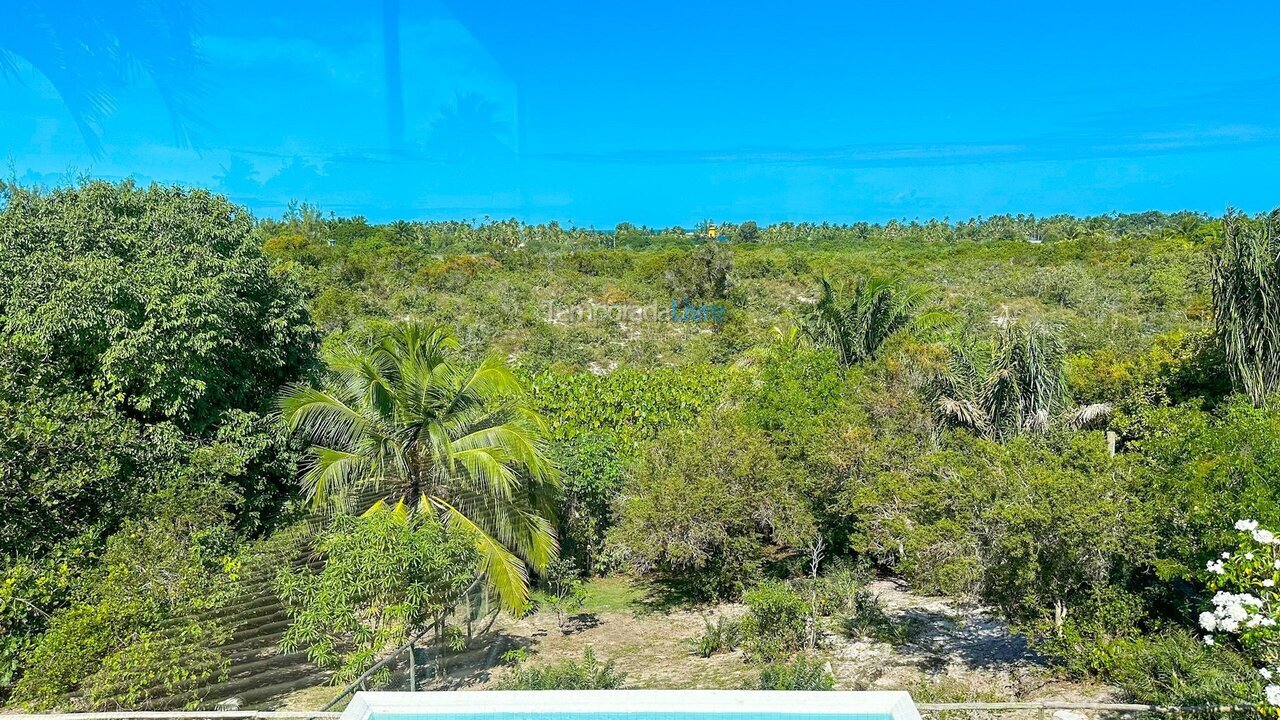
top-left (1212, 209), bottom-right (1280, 406)
top-left (0, 180), bottom-right (316, 433)
top-left (555, 434), bottom-right (626, 573)
top-left (13, 479), bottom-right (240, 709)
top-left (279, 321), bottom-right (560, 611)
top-left (799, 277), bottom-right (927, 368)
top-left (666, 242), bottom-right (732, 303)
top-left (610, 412), bottom-right (815, 599)
top-left (0, 376), bottom-right (184, 560)
top-left (275, 506), bottom-right (478, 685)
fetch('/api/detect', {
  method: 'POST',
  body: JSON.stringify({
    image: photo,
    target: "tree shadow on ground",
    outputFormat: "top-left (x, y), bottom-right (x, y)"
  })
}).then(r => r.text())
top-left (888, 606), bottom-right (1046, 671)
top-left (416, 629), bottom-right (532, 689)
top-left (631, 575), bottom-right (717, 613)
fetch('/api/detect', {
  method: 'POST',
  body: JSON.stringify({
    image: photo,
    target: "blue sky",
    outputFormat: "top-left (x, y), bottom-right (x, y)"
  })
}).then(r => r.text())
top-left (3, 1), bottom-right (1279, 226)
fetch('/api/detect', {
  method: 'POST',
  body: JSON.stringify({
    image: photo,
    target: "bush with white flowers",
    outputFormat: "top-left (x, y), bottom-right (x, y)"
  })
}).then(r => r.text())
top-left (1202, 519), bottom-right (1280, 705)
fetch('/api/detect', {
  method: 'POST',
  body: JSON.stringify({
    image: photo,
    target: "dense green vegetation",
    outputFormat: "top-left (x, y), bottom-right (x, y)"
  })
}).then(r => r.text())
top-left (6, 179), bottom-right (1280, 708)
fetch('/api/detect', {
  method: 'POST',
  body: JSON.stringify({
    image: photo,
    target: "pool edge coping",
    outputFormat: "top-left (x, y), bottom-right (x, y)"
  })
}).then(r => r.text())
top-left (341, 690), bottom-right (921, 720)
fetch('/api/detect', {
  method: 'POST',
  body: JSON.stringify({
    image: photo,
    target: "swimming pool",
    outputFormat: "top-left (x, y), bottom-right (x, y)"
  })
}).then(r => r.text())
top-left (339, 690), bottom-right (921, 720)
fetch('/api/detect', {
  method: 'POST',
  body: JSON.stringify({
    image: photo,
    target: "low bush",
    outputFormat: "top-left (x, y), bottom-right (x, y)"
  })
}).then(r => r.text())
top-left (691, 615), bottom-right (742, 657)
top-left (838, 588), bottom-right (920, 645)
top-left (741, 581), bottom-right (811, 662)
top-left (756, 655), bottom-right (834, 690)
top-left (495, 647), bottom-right (626, 689)
top-left (1102, 632), bottom-right (1260, 705)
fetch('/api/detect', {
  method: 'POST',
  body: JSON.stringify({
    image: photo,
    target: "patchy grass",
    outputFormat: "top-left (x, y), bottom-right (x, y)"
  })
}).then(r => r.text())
top-left (580, 576), bottom-right (648, 613)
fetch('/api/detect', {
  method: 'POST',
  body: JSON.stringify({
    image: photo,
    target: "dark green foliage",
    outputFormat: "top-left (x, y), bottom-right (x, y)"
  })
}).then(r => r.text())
top-left (13, 480), bottom-right (240, 709)
top-left (555, 434), bottom-right (626, 573)
top-left (0, 182), bottom-right (317, 695)
top-left (0, 377), bottom-right (184, 560)
top-left (494, 647), bottom-right (626, 689)
top-left (275, 507), bottom-right (478, 685)
top-left (756, 655), bottom-right (835, 690)
top-left (1134, 398), bottom-right (1280, 583)
top-left (1103, 632), bottom-right (1260, 705)
top-left (666, 242), bottom-right (732, 303)
top-left (0, 180), bottom-right (315, 432)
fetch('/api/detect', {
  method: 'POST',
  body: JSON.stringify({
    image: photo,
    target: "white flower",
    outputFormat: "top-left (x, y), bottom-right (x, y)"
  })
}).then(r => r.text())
top-left (1200, 612), bottom-right (1218, 631)
top-left (1207, 560), bottom-right (1226, 575)
top-left (1238, 519), bottom-right (1260, 532)
top-left (1256, 529), bottom-right (1277, 544)
top-left (1263, 668), bottom-right (1274, 680)
top-left (1265, 580), bottom-right (1275, 588)
top-left (1204, 635), bottom-right (1215, 646)
top-left (1248, 553), bottom-right (1256, 560)
top-left (1225, 552), bottom-right (1234, 559)
top-left (1266, 684), bottom-right (1280, 706)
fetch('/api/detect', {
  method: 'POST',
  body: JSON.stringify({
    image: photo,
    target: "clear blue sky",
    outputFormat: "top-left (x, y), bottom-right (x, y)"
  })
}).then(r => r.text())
top-left (4, 1), bottom-right (1279, 226)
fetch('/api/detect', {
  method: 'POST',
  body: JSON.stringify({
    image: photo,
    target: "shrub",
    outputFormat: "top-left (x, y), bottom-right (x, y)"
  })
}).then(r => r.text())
top-left (541, 558), bottom-right (588, 633)
top-left (1104, 632), bottom-right (1260, 705)
top-left (275, 507), bottom-right (478, 685)
top-left (741, 581), bottom-right (811, 662)
top-left (691, 616), bottom-right (742, 658)
top-left (13, 480), bottom-right (240, 709)
top-left (838, 588), bottom-right (919, 646)
top-left (756, 655), bottom-right (834, 690)
top-left (611, 413), bottom-right (814, 600)
top-left (495, 647), bottom-right (626, 690)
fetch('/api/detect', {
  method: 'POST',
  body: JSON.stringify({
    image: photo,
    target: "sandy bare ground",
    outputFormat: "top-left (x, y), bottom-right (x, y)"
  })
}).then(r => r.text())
top-left (472, 578), bottom-right (1116, 702)
top-left (273, 577), bottom-right (1118, 710)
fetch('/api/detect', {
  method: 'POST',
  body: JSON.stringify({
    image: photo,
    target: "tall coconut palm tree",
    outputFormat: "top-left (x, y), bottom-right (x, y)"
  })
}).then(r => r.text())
top-left (279, 322), bottom-right (559, 612)
top-left (1212, 208), bottom-right (1280, 407)
top-left (798, 276), bottom-right (932, 368)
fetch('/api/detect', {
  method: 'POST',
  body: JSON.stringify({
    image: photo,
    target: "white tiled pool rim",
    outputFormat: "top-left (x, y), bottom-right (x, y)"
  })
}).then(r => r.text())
top-left (341, 690), bottom-right (922, 720)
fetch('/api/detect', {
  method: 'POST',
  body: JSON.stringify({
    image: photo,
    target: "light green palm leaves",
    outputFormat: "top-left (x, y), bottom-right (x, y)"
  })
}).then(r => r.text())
top-left (279, 322), bottom-right (559, 612)
top-left (933, 319), bottom-right (1074, 438)
top-left (799, 276), bottom-right (942, 368)
top-left (1212, 209), bottom-right (1280, 407)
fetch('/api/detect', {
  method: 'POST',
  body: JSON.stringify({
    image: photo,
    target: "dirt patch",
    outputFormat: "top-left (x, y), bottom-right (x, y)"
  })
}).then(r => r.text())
top-left (442, 578), bottom-right (1119, 702)
top-left (271, 577), bottom-right (1119, 706)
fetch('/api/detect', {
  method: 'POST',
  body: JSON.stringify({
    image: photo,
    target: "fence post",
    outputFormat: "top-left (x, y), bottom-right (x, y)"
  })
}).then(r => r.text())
top-left (408, 640), bottom-right (416, 692)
